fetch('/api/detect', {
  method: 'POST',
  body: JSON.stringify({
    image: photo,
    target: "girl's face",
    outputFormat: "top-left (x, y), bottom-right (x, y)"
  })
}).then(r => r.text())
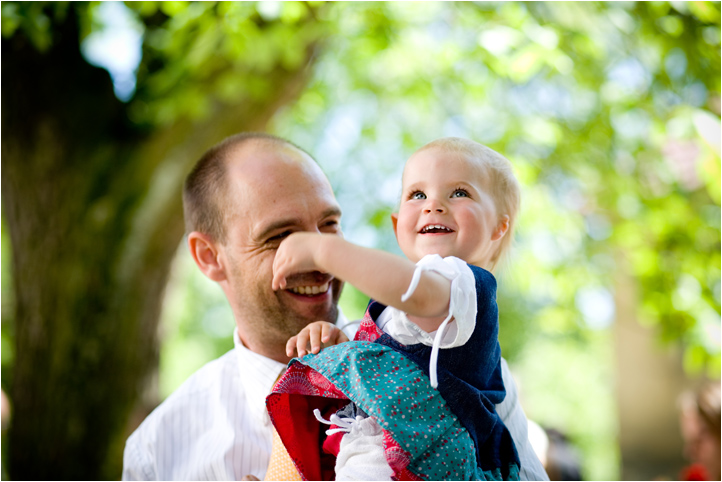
top-left (392, 147), bottom-right (509, 268)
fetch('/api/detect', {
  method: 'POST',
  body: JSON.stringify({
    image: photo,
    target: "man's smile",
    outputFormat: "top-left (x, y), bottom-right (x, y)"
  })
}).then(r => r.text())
top-left (282, 271), bottom-right (335, 299)
top-left (288, 281), bottom-right (331, 296)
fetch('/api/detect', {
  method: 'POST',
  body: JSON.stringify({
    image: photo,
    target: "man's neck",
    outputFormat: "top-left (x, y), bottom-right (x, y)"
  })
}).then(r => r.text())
top-left (235, 328), bottom-right (291, 364)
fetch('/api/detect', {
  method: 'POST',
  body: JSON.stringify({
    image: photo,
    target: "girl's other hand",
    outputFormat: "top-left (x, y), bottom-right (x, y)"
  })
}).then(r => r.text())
top-left (286, 321), bottom-right (349, 357)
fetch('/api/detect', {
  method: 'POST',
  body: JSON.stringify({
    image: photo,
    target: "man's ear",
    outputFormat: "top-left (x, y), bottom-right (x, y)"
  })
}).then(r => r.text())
top-left (491, 215), bottom-right (510, 241)
top-left (391, 213), bottom-right (400, 239)
top-left (188, 231), bottom-right (227, 282)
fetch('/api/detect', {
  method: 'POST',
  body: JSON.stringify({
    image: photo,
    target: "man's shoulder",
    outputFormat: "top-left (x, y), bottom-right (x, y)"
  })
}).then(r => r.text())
top-left (167, 348), bottom-right (238, 399)
top-left (131, 349), bottom-right (239, 437)
top-left (122, 349), bottom-right (244, 480)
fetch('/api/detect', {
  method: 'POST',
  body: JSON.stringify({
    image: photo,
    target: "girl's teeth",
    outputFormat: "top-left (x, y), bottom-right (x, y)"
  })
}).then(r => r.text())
top-left (423, 224), bottom-right (451, 233)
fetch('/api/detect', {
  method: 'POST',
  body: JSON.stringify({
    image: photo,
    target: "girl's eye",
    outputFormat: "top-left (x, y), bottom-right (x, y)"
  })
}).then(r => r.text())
top-left (410, 191), bottom-right (426, 200)
top-left (452, 188), bottom-right (469, 198)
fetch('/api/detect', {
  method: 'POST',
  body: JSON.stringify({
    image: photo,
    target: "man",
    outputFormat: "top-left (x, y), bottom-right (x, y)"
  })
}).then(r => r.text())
top-left (122, 133), bottom-right (548, 481)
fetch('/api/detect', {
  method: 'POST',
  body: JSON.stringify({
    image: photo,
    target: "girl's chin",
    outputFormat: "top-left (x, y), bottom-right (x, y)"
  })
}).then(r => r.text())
top-left (416, 247), bottom-right (458, 260)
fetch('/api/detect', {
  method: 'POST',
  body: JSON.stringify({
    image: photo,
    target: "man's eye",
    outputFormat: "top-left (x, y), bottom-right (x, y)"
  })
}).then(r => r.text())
top-left (321, 220), bottom-right (340, 232)
top-left (410, 191), bottom-right (426, 200)
top-left (452, 189), bottom-right (469, 198)
top-left (268, 231), bottom-right (292, 243)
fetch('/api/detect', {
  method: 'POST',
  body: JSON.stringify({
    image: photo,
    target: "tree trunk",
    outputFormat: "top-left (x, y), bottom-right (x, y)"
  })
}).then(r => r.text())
top-left (613, 250), bottom-right (688, 480)
top-left (1, 5), bottom-right (315, 479)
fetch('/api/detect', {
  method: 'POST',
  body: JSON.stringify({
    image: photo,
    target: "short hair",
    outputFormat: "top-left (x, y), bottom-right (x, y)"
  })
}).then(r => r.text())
top-left (182, 132), bottom-right (308, 242)
top-left (416, 137), bottom-right (521, 271)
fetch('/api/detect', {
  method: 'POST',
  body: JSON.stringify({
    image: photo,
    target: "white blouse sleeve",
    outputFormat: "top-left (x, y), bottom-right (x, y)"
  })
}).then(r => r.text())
top-left (381, 254), bottom-right (477, 349)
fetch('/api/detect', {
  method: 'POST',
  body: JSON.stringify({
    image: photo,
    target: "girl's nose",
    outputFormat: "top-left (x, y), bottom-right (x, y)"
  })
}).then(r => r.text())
top-left (423, 199), bottom-right (446, 214)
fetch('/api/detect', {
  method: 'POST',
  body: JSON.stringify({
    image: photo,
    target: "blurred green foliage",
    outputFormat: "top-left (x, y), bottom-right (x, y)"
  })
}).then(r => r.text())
top-left (161, 3), bottom-right (720, 479)
top-left (2, 2), bottom-right (719, 480)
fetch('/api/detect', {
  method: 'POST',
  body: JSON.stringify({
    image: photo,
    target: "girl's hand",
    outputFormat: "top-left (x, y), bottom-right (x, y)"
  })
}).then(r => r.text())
top-left (286, 321), bottom-right (349, 357)
top-left (272, 232), bottom-right (326, 290)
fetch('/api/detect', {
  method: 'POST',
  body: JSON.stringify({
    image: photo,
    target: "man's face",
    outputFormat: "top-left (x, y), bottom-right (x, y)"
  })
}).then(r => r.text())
top-left (218, 142), bottom-right (343, 355)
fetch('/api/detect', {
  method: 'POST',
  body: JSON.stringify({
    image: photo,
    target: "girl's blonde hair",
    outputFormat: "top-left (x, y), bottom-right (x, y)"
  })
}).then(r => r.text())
top-left (416, 137), bottom-right (521, 271)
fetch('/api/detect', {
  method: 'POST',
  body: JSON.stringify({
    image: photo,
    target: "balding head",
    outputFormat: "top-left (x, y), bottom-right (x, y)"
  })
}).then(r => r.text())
top-left (182, 132), bottom-right (313, 243)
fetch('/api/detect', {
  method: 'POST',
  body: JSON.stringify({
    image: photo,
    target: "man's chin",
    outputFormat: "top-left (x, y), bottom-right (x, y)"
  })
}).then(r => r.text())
top-left (280, 295), bottom-right (339, 326)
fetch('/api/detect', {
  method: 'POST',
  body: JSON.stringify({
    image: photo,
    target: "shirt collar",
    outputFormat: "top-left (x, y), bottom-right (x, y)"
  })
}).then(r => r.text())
top-left (233, 328), bottom-right (287, 426)
top-left (336, 309), bottom-right (357, 339)
top-left (232, 309), bottom-right (353, 426)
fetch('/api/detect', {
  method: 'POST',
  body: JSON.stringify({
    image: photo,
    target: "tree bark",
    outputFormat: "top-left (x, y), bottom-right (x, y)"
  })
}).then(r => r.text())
top-left (1, 4), bottom-right (316, 479)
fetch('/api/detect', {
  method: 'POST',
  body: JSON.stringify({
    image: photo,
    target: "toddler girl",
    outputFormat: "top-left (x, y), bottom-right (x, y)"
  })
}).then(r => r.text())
top-left (268, 137), bottom-right (521, 481)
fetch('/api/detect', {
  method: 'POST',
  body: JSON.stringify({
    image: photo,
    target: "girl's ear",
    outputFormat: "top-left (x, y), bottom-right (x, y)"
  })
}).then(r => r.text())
top-left (188, 231), bottom-right (227, 282)
top-left (391, 213), bottom-right (400, 239)
top-left (492, 215), bottom-right (510, 241)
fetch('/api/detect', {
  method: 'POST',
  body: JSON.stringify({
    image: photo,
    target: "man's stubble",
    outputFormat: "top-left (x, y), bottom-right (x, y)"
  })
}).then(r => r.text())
top-left (226, 253), bottom-right (342, 352)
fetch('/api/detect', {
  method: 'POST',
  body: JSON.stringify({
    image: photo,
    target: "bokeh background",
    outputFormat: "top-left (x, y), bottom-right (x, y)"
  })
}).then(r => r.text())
top-left (1, 2), bottom-right (720, 480)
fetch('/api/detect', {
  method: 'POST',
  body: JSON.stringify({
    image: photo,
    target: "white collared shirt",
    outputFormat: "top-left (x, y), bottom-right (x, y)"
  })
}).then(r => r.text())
top-left (123, 318), bottom-right (548, 481)
top-left (122, 329), bottom-right (286, 481)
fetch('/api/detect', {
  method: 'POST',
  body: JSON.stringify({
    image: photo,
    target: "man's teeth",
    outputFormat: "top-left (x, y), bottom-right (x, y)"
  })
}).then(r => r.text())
top-left (422, 224), bottom-right (452, 233)
top-left (290, 282), bottom-right (330, 295)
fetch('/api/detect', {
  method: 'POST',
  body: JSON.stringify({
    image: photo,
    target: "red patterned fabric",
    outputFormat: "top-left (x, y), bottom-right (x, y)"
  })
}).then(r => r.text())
top-left (267, 351), bottom-right (421, 480)
top-left (267, 365), bottom-right (348, 481)
top-left (354, 311), bottom-right (384, 342)
top-left (273, 363), bottom-right (348, 399)
top-left (383, 430), bottom-right (423, 481)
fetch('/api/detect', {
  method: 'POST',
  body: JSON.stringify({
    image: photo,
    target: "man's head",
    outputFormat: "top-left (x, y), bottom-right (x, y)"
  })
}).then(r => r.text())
top-left (183, 133), bottom-right (343, 362)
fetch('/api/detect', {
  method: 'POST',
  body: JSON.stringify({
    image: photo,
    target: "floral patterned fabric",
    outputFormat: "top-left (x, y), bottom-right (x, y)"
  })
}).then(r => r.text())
top-left (267, 339), bottom-right (518, 480)
top-left (266, 264), bottom-right (520, 481)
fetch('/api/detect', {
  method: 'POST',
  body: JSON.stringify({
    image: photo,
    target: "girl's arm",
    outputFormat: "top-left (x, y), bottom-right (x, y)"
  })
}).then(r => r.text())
top-left (272, 232), bottom-right (451, 332)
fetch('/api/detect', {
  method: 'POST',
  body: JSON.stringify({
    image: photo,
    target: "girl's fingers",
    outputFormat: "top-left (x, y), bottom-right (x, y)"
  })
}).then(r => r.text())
top-left (334, 329), bottom-right (349, 344)
top-left (321, 322), bottom-right (332, 343)
top-left (287, 322), bottom-right (348, 359)
top-left (286, 336), bottom-right (298, 357)
top-left (309, 323), bottom-right (323, 354)
top-left (271, 265), bottom-right (287, 291)
top-left (296, 329), bottom-right (311, 357)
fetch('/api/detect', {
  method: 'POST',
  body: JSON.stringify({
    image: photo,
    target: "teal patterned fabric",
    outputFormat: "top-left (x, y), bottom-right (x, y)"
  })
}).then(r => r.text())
top-left (300, 341), bottom-right (517, 481)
